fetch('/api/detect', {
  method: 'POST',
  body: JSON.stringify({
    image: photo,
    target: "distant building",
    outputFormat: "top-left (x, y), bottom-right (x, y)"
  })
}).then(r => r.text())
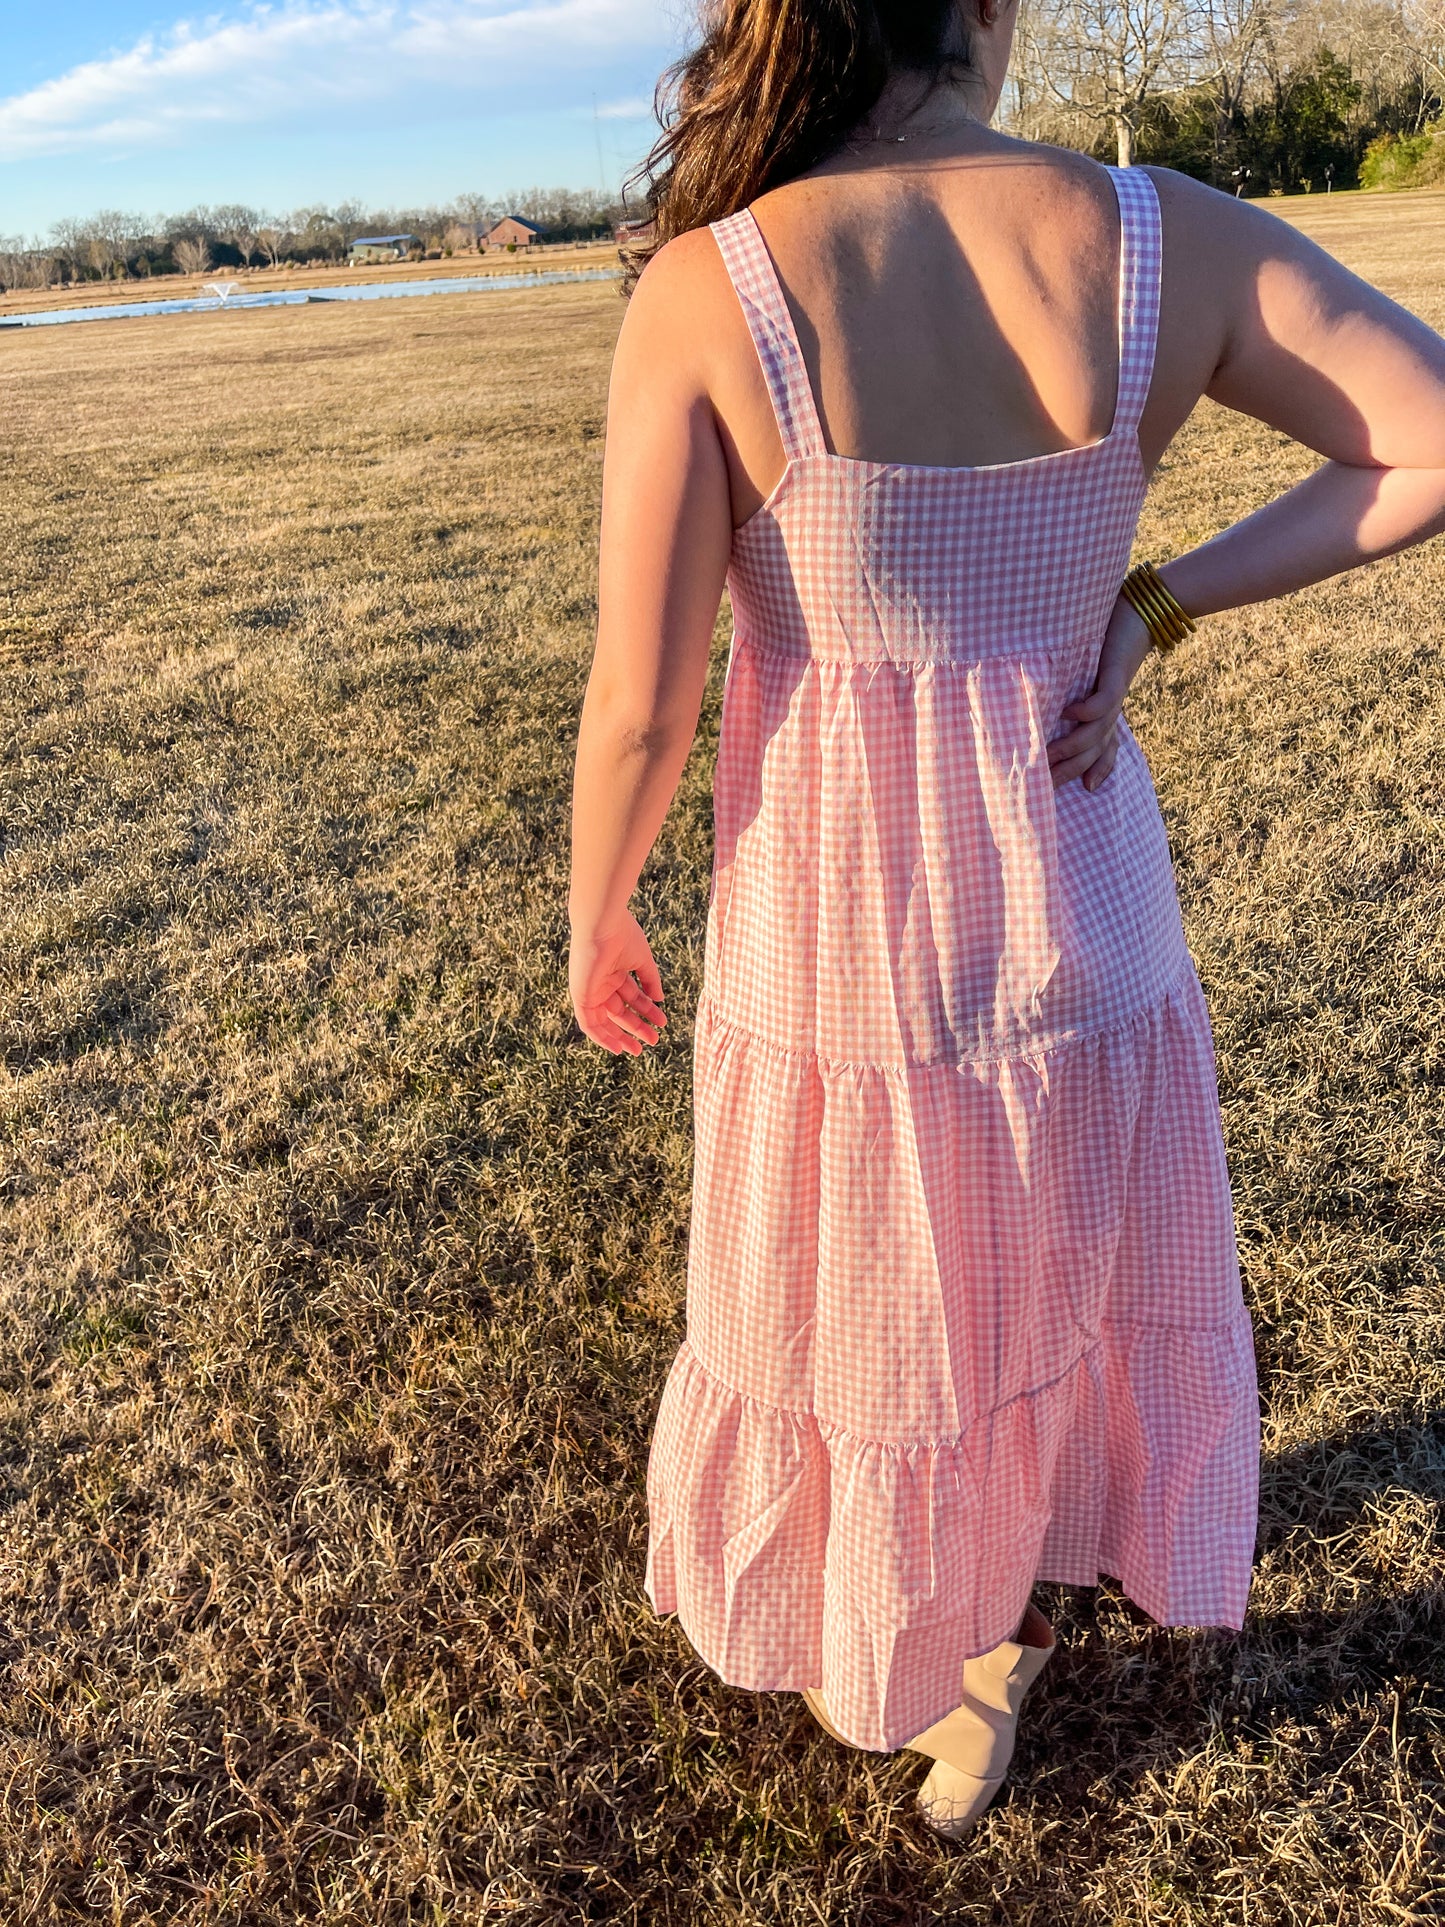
top-left (614, 218), bottom-right (655, 246)
top-left (349, 234), bottom-right (421, 263)
top-left (482, 216), bottom-right (545, 251)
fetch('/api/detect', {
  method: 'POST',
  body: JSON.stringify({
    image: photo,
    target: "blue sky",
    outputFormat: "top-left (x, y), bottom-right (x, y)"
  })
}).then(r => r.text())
top-left (0, 1), bottom-right (685, 238)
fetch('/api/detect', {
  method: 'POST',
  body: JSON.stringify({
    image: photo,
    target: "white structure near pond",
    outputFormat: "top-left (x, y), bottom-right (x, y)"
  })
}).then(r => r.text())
top-left (348, 235), bottom-right (421, 263)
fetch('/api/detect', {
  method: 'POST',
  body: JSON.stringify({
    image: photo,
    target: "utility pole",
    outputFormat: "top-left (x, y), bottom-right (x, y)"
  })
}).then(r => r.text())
top-left (593, 93), bottom-right (608, 196)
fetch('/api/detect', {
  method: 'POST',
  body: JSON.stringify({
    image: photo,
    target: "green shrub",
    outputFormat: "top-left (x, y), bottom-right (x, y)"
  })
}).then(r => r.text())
top-left (1361, 124), bottom-right (1445, 190)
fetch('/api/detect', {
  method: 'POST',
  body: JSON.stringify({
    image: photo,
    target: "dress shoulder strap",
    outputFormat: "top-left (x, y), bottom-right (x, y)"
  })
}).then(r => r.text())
top-left (710, 207), bottom-right (829, 462)
top-left (1103, 164), bottom-right (1162, 436)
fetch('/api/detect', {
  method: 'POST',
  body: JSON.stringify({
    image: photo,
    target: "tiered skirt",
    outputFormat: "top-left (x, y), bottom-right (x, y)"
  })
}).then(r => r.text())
top-left (644, 966), bottom-right (1260, 1752)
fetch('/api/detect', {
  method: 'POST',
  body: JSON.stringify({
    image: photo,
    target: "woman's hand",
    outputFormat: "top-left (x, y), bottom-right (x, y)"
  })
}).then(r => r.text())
top-left (569, 913), bottom-right (668, 1056)
top-left (1047, 594), bottom-right (1155, 793)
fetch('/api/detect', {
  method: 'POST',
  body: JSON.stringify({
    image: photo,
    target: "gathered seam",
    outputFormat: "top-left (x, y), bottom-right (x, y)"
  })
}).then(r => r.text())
top-left (727, 629), bottom-right (1087, 670)
top-left (677, 1311), bottom-right (1252, 1457)
top-left (696, 954), bottom-right (1197, 1076)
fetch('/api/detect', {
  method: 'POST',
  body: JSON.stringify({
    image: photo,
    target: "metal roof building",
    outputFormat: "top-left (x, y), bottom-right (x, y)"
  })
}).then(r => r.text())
top-left (348, 234), bottom-right (421, 261)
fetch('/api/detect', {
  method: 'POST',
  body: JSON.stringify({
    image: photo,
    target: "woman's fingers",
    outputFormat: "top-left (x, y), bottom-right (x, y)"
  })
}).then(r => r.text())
top-left (1048, 716), bottom-right (1115, 768)
top-left (1060, 688), bottom-right (1114, 725)
top-left (1047, 729), bottom-right (1097, 768)
top-left (1051, 588), bottom-right (1150, 792)
top-left (606, 976), bottom-right (666, 1046)
top-left (1050, 749), bottom-right (1099, 789)
top-left (1082, 727), bottom-right (1119, 792)
top-left (632, 953), bottom-right (665, 1002)
top-left (1050, 726), bottom-right (1117, 788)
top-left (619, 973), bottom-right (667, 1029)
top-left (604, 991), bottom-right (663, 1046)
top-left (1053, 720), bottom-right (1120, 792)
top-left (571, 979), bottom-right (663, 1054)
top-left (568, 915), bottom-right (669, 1056)
top-left (581, 1008), bottom-right (643, 1055)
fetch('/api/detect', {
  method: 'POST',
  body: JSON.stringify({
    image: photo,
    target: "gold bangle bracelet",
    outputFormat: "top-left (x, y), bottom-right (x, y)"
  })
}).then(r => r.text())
top-left (1122, 572), bottom-right (1186, 649)
top-left (1119, 573), bottom-right (1170, 649)
top-left (1120, 561), bottom-right (1197, 654)
top-left (1135, 569), bottom-right (1185, 636)
top-left (1133, 577), bottom-right (1187, 648)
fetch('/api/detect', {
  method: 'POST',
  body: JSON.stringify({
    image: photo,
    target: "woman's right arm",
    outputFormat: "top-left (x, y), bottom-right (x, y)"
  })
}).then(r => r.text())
top-left (567, 234), bottom-right (734, 1054)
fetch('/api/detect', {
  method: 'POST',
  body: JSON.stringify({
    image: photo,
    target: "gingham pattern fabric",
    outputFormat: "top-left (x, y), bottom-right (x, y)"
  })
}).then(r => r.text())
top-left (643, 166), bottom-right (1262, 1753)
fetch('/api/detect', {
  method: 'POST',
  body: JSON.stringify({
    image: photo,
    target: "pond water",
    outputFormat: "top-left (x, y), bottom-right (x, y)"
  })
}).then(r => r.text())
top-left (1, 267), bottom-right (620, 329)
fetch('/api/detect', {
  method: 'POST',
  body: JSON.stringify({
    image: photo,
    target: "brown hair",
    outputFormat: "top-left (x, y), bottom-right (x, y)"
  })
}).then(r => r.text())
top-left (620, 0), bottom-right (975, 292)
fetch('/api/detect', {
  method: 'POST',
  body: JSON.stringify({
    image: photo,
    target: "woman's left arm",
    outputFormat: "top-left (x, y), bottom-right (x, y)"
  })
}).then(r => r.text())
top-left (568, 237), bottom-right (735, 1056)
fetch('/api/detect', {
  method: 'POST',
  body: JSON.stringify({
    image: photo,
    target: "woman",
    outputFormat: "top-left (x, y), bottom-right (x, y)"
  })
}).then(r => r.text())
top-left (568, 0), bottom-right (1445, 1838)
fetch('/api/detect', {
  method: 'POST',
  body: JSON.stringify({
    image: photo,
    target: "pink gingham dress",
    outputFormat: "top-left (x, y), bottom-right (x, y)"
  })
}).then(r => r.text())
top-left (643, 164), bottom-right (1261, 1752)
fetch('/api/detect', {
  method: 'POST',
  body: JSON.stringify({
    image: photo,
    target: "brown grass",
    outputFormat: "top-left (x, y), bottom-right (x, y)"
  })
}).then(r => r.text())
top-left (1, 186), bottom-right (1443, 1924)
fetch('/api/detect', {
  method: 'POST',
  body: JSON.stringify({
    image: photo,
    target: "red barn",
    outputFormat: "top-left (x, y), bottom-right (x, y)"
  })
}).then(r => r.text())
top-left (482, 216), bottom-right (544, 251)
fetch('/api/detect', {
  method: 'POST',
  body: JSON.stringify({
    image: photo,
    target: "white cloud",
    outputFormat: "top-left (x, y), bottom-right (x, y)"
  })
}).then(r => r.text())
top-left (0, 0), bottom-right (672, 162)
top-left (594, 95), bottom-right (655, 119)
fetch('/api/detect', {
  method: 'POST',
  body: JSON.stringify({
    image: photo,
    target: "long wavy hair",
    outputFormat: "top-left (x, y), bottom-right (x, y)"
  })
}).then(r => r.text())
top-left (620, 0), bottom-right (976, 293)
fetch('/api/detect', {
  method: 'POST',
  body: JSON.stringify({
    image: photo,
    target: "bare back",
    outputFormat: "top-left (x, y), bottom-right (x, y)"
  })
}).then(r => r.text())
top-left (690, 140), bottom-right (1201, 526)
top-left (639, 129), bottom-right (1445, 533)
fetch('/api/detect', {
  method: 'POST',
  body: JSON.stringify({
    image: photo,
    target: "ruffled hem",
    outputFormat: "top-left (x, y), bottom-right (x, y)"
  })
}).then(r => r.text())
top-left (644, 1326), bottom-right (1260, 1751)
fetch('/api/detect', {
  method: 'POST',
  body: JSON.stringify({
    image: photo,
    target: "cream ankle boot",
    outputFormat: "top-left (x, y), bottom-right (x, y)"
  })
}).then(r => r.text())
top-left (905, 1600), bottom-right (1056, 1839)
top-left (799, 1685), bottom-right (852, 1745)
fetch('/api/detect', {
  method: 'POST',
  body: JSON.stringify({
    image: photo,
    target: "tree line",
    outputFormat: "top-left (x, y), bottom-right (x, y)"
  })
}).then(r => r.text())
top-left (7, 0), bottom-right (1443, 292)
top-left (1013, 0), bottom-right (1445, 190)
top-left (0, 188), bottom-right (629, 292)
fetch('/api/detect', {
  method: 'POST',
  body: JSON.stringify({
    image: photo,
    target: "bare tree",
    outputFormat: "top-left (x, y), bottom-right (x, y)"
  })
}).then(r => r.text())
top-left (1207, 0), bottom-right (1273, 122)
top-left (212, 203), bottom-right (260, 266)
top-left (1297, 0), bottom-right (1431, 131)
top-left (332, 199), bottom-right (368, 249)
top-left (0, 238), bottom-right (55, 290)
top-left (498, 185), bottom-right (622, 238)
top-left (1405, 0), bottom-right (1445, 124)
top-left (1406, 0), bottom-right (1445, 94)
top-left (1201, 0), bottom-right (1275, 180)
top-left (73, 209), bottom-right (150, 280)
top-left (255, 219), bottom-right (287, 269)
top-left (173, 236), bottom-right (212, 275)
top-left (289, 205), bottom-right (348, 261)
top-left (452, 191), bottom-right (499, 233)
top-left (47, 217), bottom-right (88, 283)
top-left (377, 205), bottom-right (451, 249)
top-left (1016, 0), bottom-right (1215, 163)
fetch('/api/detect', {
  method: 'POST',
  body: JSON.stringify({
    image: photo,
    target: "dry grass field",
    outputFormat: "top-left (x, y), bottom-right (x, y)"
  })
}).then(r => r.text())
top-left (2, 185), bottom-right (1443, 1924)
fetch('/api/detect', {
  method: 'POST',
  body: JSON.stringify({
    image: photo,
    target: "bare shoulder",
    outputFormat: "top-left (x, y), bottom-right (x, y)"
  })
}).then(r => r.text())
top-left (1024, 140), bottom-right (1118, 205)
top-left (994, 137), bottom-right (1125, 214)
top-left (1140, 164), bottom-right (1331, 280)
top-left (1142, 163), bottom-right (1408, 342)
top-left (622, 227), bottom-right (736, 347)
top-left (1040, 151), bottom-right (1257, 254)
top-left (743, 135), bottom-right (1126, 297)
top-left (1129, 164), bottom-right (1445, 459)
top-left (632, 223), bottom-right (732, 295)
top-left (609, 226), bottom-right (746, 413)
top-left (1018, 144), bottom-right (1127, 254)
